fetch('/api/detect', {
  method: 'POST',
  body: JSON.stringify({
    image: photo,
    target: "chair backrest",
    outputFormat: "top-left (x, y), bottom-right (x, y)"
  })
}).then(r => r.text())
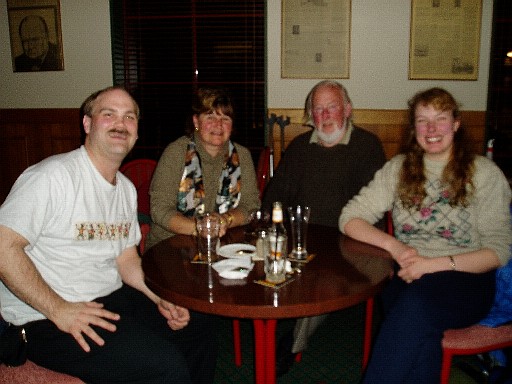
top-left (386, 211), bottom-right (394, 235)
top-left (120, 159), bottom-right (157, 216)
top-left (256, 147), bottom-right (271, 199)
top-left (139, 223), bottom-right (150, 254)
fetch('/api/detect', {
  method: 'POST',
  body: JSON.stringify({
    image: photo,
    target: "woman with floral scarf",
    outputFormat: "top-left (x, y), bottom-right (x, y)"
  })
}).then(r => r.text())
top-left (145, 88), bottom-right (260, 251)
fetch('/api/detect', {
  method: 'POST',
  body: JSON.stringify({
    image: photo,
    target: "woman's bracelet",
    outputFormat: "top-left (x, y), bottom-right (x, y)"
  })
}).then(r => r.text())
top-left (449, 255), bottom-right (456, 271)
top-left (224, 212), bottom-right (234, 227)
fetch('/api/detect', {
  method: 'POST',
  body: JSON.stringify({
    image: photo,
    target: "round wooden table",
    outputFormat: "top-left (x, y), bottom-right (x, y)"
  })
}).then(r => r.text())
top-left (142, 224), bottom-right (393, 384)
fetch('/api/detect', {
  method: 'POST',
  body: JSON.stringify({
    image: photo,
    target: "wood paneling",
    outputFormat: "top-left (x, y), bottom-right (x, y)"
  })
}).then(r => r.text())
top-left (0, 109), bottom-right (81, 203)
top-left (268, 109), bottom-right (486, 168)
top-left (0, 107), bottom-right (486, 204)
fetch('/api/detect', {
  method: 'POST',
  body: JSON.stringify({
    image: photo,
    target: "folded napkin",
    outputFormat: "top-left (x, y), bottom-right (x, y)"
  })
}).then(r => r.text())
top-left (212, 256), bottom-right (254, 279)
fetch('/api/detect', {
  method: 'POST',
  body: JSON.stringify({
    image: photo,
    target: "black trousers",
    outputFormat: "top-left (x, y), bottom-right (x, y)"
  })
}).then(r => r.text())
top-left (24, 285), bottom-right (217, 384)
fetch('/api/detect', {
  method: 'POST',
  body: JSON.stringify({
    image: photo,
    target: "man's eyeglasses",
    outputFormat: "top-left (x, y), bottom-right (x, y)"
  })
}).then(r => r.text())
top-left (312, 104), bottom-right (341, 116)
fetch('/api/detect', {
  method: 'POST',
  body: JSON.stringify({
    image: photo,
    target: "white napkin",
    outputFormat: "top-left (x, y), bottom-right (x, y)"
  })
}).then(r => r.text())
top-left (212, 255), bottom-right (254, 279)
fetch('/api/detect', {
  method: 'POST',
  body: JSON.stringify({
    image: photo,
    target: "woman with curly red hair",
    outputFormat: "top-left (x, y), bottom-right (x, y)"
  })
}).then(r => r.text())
top-left (339, 87), bottom-right (512, 383)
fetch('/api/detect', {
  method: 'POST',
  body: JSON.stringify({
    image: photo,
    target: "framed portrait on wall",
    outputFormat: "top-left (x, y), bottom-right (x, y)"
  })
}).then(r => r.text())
top-left (281, 0), bottom-right (351, 79)
top-left (409, 0), bottom-right (482, 80)
top-left (7, 0), bottom-right (64, 72)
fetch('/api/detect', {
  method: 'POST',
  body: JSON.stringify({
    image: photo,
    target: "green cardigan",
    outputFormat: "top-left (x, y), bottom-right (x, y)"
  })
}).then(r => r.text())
top-left (146, 134), bottom-right (260, 251)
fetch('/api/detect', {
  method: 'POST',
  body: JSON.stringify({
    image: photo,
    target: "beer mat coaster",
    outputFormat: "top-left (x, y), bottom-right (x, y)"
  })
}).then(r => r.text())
top-left (190, 254), bottom-right (209, 264)
top-left (287, 253), bottom-right (316, 264)
top-left (253, 275), bottom-right (295, 289)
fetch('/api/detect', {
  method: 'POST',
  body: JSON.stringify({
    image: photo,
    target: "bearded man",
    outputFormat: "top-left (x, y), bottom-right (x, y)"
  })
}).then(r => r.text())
top-left (262, 80), bottom-right (386, 376)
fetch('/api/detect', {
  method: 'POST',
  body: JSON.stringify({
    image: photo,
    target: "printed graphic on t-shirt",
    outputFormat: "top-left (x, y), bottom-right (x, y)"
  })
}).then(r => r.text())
top-left (75, 222), bottom-right (131, 240)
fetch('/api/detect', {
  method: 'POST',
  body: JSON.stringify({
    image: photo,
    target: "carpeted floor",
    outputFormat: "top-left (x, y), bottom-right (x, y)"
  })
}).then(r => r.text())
top-left (213, 302), bottom-right (485, 383)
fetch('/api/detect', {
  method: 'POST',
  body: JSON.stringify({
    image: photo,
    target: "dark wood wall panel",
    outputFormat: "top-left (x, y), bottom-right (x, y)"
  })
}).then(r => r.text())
top-left (0, 108), bottom-right (486, 204)
top-left (0, 109), bottom-right (81, 203)
top-left (268, 109), bottom-right (486, 167)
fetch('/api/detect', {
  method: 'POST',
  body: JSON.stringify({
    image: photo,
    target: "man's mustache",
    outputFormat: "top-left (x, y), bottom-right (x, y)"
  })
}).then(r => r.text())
top-left (108, 129), bottom-right (130, 135)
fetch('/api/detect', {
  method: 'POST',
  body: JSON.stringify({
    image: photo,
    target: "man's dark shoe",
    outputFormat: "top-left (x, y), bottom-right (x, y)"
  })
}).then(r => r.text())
top-left (276, 330), bottom-right (296, 377)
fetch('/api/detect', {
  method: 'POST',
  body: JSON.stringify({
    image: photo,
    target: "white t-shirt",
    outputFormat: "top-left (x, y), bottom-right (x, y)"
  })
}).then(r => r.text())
top-left (0, 146), bottom-right (141, 325)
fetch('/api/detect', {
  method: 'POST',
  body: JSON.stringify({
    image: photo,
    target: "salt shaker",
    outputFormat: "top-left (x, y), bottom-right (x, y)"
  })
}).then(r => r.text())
top-left (256, 229), bottom-right (267, 260)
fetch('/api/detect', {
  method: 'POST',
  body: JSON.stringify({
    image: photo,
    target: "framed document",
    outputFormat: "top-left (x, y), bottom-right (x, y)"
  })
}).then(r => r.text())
top-left (409, 0), bottom-right (482, 80)
top-left (281, 0), bottom-right (351, 79)
top-left (7, 0), bottom-right (64, 72)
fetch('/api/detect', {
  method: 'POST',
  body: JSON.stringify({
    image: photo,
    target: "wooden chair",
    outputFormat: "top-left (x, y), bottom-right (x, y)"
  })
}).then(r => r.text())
top-left (440, 323), bottom-right (512, 384)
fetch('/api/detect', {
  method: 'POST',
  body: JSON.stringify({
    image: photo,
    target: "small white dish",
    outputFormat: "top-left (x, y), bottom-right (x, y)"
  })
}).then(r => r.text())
top-left (212, 257), bottom-right (254, 280)
top-left (218, 243), bottom-right (256, 259)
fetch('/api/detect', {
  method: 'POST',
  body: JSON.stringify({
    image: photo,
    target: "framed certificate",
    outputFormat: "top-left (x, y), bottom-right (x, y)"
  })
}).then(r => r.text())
top-left (409, 0), bottom-right (482, 80)
top-left (281, 0), bottom-right (351, 79)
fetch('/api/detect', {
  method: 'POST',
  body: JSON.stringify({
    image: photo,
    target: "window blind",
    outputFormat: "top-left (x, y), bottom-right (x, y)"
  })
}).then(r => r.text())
top-left (110, 0), bottom-right (265, 161)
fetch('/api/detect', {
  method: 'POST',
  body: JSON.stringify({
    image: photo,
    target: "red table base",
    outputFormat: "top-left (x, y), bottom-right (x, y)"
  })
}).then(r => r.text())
top-left (253, 319), bottom-right (278, 384)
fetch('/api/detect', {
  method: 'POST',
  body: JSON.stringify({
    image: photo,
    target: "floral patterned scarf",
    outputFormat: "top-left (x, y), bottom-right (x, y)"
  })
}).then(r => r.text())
top-left (177, 139), bottom-right (241, 217)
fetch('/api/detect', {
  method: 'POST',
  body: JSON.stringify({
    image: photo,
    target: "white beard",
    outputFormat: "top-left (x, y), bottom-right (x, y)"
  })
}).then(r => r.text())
top-left (316, 119), bottom-right (347, 145)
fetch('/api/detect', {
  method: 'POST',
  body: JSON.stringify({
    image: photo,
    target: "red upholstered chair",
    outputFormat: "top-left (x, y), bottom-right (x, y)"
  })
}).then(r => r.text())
top-left (440, 205), bottom-right (512, 383)
top-left (440, 323), bottom-right (512, 383)
top-left (0, 360), bottom-right (84, 384)
top-left (119, 158), bottom-right (158, 217)
top-left (139, 222), bottom-right (151, 254)
top-left (256, 146), bottom-right (272, 199)
top-left (0, 315), bottom-right (84, 384)
top-left (120, 159), bottom-right (157, 254)
top-left (119, 158), bottom-right (249, 367)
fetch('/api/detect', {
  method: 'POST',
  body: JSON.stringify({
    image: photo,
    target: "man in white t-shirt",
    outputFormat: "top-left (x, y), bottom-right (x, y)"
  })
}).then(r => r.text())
top-left (0, 86), bottom-right (216, 383)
